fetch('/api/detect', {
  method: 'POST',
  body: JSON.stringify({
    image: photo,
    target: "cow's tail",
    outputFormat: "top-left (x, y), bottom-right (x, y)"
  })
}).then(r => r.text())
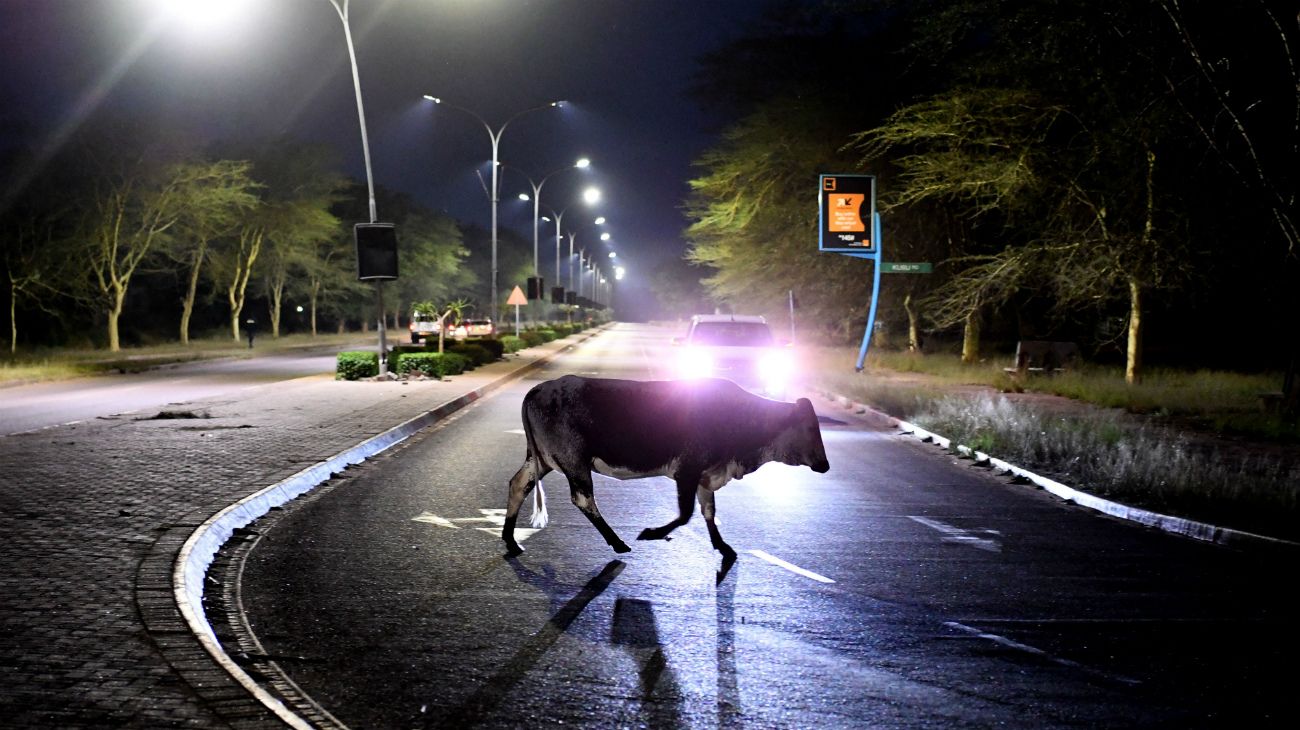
top-left (522, 400), bottom-right (549, 529)
top-left (530, 476), bottom-right (548, 528)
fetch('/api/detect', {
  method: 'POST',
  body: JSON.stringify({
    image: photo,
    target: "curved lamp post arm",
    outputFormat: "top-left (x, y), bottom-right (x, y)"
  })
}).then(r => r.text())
top-left (327, 0), bottom-right (377, 223)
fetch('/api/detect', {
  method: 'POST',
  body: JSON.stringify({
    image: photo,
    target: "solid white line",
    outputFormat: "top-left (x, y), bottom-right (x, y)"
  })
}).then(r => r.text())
top-left (944, 621), bottom-right (1142, 686)
top-left (748, 549), bottom-right (836, 584)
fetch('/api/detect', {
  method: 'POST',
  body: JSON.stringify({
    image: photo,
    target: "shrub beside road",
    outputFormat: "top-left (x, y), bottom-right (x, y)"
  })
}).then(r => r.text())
top-left (810, 346), bottom-right (1300, 542)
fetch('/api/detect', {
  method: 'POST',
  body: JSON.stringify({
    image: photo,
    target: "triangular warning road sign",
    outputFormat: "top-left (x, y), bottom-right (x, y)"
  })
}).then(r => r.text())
top-left (506, 285), bottom-right (528, 306)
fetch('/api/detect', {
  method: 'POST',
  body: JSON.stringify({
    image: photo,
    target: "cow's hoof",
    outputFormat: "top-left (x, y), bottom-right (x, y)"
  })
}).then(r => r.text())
top-left (715, 542), bottom-right (738, 560)
top-left (637, 527), bottom-right (668, 541)
top-left (504, 541), bottom-right (525, 557)
top-left (611, 542), bottom-right (632, 554)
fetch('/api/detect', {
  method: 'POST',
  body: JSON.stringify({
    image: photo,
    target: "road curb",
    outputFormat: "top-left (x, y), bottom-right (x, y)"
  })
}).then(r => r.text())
top-left (169, 327), bottom-right (608, 727)
top-left (817, 388), bottom-right (1300, 552)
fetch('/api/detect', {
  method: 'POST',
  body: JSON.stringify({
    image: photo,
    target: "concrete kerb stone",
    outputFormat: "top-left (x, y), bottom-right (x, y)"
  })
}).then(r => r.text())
top-left (816, 387), bottom-right (1300, 552)
top-left (170, 326), bottom-right (609, 727)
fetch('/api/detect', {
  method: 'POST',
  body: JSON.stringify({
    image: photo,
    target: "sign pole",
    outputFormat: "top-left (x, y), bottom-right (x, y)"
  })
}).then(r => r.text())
top-left (853, 213), bottom-right (883, 372)
top-left (818, 174), bottom-right (882, 373)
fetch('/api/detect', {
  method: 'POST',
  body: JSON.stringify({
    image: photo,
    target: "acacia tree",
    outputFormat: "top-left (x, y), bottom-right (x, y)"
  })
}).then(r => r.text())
top-left (1155, 0), bottom-right (1300, 408)
top-left (685, 103), bottom-right (874, 338)
top-left (261, 202), bottom-right (341, 338)
top-left (80, 144), bottom-right (263, 351)
top-left (166, 161), bottom-right (259, 345)
top-left (3, 208), bottom-right (68, 352)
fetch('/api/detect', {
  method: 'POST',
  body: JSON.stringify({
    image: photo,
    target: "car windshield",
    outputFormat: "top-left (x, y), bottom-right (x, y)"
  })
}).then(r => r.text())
top-left (689, 321), bottom-right (773, 347)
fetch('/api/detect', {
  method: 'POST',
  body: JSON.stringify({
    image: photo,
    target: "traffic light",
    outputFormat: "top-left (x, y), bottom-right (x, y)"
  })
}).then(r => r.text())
top-left (355, 223), bottom-right (398, 280)
top-left (526, 276), bottom-right (545, 300)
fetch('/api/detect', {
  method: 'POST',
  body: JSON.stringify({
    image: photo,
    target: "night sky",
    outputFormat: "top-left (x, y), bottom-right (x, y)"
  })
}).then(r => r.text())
top-left (0, 0), bottom-right (772, 316)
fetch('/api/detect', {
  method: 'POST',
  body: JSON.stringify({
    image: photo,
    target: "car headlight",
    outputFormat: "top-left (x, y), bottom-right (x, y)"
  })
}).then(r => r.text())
top-left (757, 349), bottom-right (793, 388)
top-left (677, 348), bottom-right (713, 379)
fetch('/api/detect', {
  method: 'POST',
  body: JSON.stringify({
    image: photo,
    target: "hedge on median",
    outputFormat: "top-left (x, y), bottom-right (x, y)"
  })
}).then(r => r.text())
top-left (500, 334), bottom-right (525, 353)
top-left (391, 351), bottom-right (473, 377)
top-left (336, 351), bottom-right (379, 380)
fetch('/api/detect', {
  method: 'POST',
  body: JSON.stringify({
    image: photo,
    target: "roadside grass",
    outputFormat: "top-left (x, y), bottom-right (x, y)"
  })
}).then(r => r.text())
top-left (0, 332), bottom-right (364, 385)
top-left (807, 346), bottom-right (1300, 540)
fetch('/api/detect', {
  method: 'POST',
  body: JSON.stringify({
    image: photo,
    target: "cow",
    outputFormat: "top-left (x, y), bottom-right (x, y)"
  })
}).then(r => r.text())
top-left (502, 375), bottom-right (830, 558)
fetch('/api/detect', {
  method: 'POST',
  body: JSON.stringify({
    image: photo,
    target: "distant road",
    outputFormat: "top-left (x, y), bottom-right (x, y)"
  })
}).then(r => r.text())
top-left (0, 349), bottom-right (344, 436)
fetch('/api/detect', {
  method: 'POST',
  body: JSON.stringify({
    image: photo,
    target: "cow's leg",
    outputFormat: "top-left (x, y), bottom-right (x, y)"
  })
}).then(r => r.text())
top-left (637, 472), bottom-right (700, 541)
top-left (697, 486), bottom-right (737, 559)
top-left (502, 458), bottom-right (547, 555)
top-left (567, 471), bottom-right (630, 554)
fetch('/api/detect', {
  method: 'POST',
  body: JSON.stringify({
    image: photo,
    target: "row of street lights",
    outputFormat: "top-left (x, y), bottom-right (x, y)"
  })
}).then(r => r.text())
top-left (421, 94), bottom-right (621, 317)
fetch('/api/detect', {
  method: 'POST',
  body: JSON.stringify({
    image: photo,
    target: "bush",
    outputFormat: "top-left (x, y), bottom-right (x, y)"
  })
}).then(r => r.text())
top-left (468, 337), bottom-right (505, 361)
top-left (447, 342), bottom-right (492, 367)
top-left (520, 330), bottom-right (544, 347)
top-left (392, 351), bottom-right (469, 377)
top-left (500, 335), bottom-right (525, 353)
top-left (438, 352), bottom-right (470, 375)
top-left (336, 351), bottom-right (378, 380)
top-left (536, 328), bottom-right (558, 343)
top-left (551, 324), bottom-right (573, 338)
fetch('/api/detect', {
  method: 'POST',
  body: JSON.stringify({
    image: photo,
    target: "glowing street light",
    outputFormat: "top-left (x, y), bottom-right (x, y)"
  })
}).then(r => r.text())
top-left (423, 94), bottom-right (565, 315)
top-left (509, 158), bottom-right (591, 286)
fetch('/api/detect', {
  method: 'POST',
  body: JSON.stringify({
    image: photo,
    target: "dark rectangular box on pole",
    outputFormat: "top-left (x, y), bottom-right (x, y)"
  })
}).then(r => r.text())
top-left (550, 287), bottom-right (565, 304)
top-left (565, 291), bottom-right (577, 305)
top-left (526, 276), bottom-right (545, 300)
top-left (355, 223), bottom-right (398, 280)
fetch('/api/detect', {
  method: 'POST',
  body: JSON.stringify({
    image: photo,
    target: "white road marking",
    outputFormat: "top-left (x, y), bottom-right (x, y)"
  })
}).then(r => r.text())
top-left (412, 512), bottom-right (460, 529)
top-left (413, 508), bottom-right (539, 542)
top-left (748, 549), bottom-right (836, 584)
top-left (908, 515), bottom-right (1002, 552)
top-left (944, 621), bottom-right (1142, 685)
top-left (504, 429), bottom-right (525, 435)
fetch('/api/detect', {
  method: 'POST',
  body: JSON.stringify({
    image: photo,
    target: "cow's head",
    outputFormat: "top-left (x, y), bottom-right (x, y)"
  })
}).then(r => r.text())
top-left (772, 397), bottom-right (830, 473)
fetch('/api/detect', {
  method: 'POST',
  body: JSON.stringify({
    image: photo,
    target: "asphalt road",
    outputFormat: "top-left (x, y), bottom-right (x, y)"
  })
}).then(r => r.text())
top-left (227, 324), bottom-right (1298, 729)
top-left (0, 348), bottom-right (344, 436)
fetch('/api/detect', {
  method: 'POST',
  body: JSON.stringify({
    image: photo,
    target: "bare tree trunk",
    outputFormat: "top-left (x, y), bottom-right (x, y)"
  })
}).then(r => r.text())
top-left (268, 276), bottom-right (284, 339)
top-left (8, 281), bottom-right (16, 354)
top-left (107, 283), bottom-right (126, 352)
top-left (179, 243), bottom-right (206, 346)
top-left (1126, 278), bottom-right (1143, 385)
top-left (961, 308), bottom-right (981, 364)
top-left (309, 281), bottom-right (320, 337)
top-left (904, 292), bottom-right (921, 353)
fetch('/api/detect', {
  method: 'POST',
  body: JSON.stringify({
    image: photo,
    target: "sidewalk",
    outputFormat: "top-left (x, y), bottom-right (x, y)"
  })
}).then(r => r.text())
top-left (0, 331), bottom-right (602, 729)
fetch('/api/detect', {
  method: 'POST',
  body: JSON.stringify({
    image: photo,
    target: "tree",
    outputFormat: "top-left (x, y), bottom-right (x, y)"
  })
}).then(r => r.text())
top-left (685, 103), bottom-right (874, 339)
top-left (76, 129), bottom-right (262, 351)
top-left (1155, 0), bottom-right (1300, 410)
top-left (165, 161), bottom-right (259, 345)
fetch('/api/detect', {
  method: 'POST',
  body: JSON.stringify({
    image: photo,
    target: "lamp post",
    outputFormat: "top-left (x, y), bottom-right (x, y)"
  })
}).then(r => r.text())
top-left (511, 159), bottom-right (590, 289)
top-left (423, 95), bottom-right (563, 317)
top-left (327, 0), bottom-right (388, 373)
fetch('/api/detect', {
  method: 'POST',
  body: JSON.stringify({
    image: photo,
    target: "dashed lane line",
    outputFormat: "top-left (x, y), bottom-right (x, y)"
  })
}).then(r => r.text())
top-left (748, 549), bottom-right (836, 584)
top-left (944, 621), bottom-right (1142, 686)
top-left (908, 515), bottom-right (1002, 553)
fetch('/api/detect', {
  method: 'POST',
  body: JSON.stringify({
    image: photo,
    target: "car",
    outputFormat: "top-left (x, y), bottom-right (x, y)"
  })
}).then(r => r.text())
top-left (408, 312), bottom-right (442, 344)
top-left (671, 314), bottom-right (794, 399)
top-left (449, 318), bottom-right (495, 340)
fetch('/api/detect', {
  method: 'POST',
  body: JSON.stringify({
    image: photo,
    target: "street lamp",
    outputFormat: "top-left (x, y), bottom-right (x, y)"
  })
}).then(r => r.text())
top-left (565, 216), bottom-right (606, 297)
top-left (510, 158), bottom-right (590, 289)
top-left (423, 94), bottom-right (564, 316)
top-left (326, 0), bottom-right (390, 373)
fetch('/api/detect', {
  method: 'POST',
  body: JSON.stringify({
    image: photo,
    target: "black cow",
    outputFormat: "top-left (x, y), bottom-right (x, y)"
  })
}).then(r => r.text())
top-left (502, 375), bottom-right (830, 557)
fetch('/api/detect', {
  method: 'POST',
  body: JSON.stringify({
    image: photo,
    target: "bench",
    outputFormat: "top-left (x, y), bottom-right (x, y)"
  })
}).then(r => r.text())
top-left (1003, 340), bottom-right (1080, 377)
